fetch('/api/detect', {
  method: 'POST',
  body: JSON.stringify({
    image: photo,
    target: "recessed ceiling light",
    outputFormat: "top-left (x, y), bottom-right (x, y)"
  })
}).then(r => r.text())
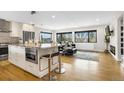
top-left (52, 15), bottom-right (56, 18)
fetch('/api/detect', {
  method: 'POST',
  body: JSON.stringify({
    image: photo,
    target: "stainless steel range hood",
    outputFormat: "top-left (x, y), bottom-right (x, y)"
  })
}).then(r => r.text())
top-left (0, 19), bottom-right (11, 33)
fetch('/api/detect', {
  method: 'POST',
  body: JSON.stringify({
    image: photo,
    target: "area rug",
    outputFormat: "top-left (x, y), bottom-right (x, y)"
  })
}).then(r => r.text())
top-left (73, 51), bottom-right (99, 62)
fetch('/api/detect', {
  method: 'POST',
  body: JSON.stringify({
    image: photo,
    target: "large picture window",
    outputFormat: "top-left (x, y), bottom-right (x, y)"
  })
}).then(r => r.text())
top-left (40, 32), bottom-right (52, 43)
top-left (89, 31), bottom-right (97, 43)
top-left (56, 32), bottom-right (72, 43)
top-left (75, 32), bottom-right (88, 43)
top-left (75, 30), bottom-right (97, 43)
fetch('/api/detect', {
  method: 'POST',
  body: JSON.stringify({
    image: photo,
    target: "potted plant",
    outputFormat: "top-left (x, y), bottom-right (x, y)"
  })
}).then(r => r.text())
top-left (104, 35), bottom-right (110, 53)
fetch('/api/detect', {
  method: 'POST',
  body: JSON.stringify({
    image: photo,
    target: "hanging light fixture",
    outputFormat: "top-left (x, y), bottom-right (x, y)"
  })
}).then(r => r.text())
top-left (31, 11), bottom-right (36, 15)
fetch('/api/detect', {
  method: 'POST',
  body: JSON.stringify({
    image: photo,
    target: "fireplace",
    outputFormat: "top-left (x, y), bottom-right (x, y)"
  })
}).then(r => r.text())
top-left (110, 45), bottom-right (115, 55)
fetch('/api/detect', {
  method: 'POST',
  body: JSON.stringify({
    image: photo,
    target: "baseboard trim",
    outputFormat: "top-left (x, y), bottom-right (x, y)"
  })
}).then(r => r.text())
top-left (77, 49), bottom-right (104, 53)
top-left (109, 51), bottom-right (121, 62)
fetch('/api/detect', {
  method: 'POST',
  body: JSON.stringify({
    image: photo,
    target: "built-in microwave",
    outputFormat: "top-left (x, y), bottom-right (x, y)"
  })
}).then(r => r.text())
top-left (25, 48), bottom-right (38, 64)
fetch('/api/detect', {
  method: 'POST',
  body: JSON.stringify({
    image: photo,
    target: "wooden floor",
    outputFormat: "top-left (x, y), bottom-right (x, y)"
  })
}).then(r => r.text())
top-left (0, 52), bottom-right (124, 81)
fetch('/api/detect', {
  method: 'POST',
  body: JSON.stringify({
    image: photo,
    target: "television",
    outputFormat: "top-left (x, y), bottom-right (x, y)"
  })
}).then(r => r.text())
top-left (105, 25), bottom-right (111, 35)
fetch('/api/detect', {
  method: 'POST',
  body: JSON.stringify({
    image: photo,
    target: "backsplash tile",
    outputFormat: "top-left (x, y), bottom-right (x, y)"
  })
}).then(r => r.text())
top-left (0, 33), bottom-right (19, 43)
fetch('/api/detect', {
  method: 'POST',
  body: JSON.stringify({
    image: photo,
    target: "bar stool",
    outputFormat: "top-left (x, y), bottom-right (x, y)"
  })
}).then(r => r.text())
top-left (55, 51), bottom-right (66, 74)
top-left (41, 52), bottom-right (60, 80)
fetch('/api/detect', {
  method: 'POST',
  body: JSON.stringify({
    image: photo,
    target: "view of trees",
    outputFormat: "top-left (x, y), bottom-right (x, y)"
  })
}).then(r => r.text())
top-left (41, 30), bottom-right (97, 44)
top-left (40, 32), bottom-right (52, 43)
top-left (75, 32), bottom-right (88, 43)
top-left (89, 31), bottom-right (97, 43)
top-left (57, 32), bottom-right (72, 43)
top-left (75, 30), bottom-right (97, 43)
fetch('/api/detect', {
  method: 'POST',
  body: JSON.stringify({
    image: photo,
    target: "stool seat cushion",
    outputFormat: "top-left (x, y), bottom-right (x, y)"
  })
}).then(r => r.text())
top-left (42, 52), bottom-right (59, 58)
top-left (42, 54), bottom-right (50, 58)
top-left (51, 52), bottom-right (59, 57)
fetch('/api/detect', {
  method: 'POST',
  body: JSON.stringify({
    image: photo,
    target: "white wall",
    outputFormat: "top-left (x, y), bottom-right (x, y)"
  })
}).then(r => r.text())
top-left (109, 17), bottom-right (119, 61)
top-left (9, 21), bottom-right (54, 44)
top-left (10, 21), bottom-right (23, 37)
top-left (54, 25), bottom-right (106, 52)
top-left (11, 23), bottom-right (54, 42)
top-left (33, 27), bottom-right (54, 41)
top-left (109, 14), bottom-right (123, 61)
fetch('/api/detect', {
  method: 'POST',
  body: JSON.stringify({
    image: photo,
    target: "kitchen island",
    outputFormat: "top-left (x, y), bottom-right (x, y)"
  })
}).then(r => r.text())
top-left (8, 44), bottom-right (59, 78)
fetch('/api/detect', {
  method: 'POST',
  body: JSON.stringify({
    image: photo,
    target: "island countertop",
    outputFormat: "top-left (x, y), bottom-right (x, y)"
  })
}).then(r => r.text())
top-left (8, 43), bottom-right (59, 78)
top-left (10, 43), bottom-right (58, 49)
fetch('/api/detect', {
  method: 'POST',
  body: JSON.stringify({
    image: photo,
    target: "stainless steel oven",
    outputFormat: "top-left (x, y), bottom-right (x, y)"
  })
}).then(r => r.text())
top-left (0, 44), bottom-right (8, 60)
top-left (25, 48), bottom-right (38, 64)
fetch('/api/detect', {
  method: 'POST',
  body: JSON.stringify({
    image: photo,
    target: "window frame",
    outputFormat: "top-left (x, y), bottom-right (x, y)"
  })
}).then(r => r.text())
top-left (75, 30), bottom-right (97, 43)
top-left (23, 31), bottom-right (35, 43)
top-left (56, 32), bottom-right (72, 43)
top-left (40, 32), bottom-right (52, 43)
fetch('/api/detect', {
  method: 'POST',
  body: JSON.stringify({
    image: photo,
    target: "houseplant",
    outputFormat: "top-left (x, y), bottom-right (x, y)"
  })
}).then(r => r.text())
top-left (104, 35), bottom-right (110, 53)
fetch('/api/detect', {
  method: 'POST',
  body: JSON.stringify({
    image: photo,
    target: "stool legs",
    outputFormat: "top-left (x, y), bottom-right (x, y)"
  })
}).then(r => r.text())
top-left (48, 58), bottom-right (51, 80)
top-left (48, 58), bottom-right (57, 81)
top-left (42, 52), bottom-right (62, 80)
top-left (55, 54), bottom-right (66, 74)
top-left (59, 55), bottom-right (61, 73)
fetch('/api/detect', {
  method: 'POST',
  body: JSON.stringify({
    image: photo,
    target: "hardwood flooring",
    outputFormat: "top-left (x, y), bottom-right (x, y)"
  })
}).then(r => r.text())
top-left (0, 52), bottom-right (124, 81)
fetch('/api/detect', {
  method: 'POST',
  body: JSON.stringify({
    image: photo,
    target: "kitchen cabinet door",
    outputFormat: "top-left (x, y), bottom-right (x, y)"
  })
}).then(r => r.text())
top-left (15, 46), bottom-right (26, 69)
top-left (8, 46), bottom-right (13, 63)
top-left (23, 24), bottom-right (34, 31)
top-left (26, 61), bottom-right (38, 76)
top-left (3, 21), bottom-right (11, 31)
top-left (8, 45), bottom-right (26, 69)
top-left (8, 46), bottom-right (17, 65)
top-left (0, 19), bottom-right (5, 31)
top-left (11, 22), bottom-right (23, 37)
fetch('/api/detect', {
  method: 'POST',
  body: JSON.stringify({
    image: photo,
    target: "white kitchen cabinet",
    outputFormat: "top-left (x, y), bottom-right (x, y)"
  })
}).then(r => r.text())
top-left (26, 61), bottom-right (39, 76)
top-left (8, 45), bottom-right (39, 76)
top-left (8, 47), bottom-right (13, 63)
top-left (23, 24), bottom-right (34, 31)
top-left (8, 45), bottom-right (26, 69)
top-left (0, 19), bottom-right (11, 31)
top-left (8, 45), bottom-right (59, 78)
top-left (8, 45), bottom-right (17, 65)
top-left (16, 46), bottom-right (26, 69)
top-left (10, 22), bottom-right (23, 37)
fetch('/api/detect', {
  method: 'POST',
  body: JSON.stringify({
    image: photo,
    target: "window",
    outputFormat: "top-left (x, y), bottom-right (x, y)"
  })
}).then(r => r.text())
top-left (40, 32), bottom-right (52, 43)
top-left (56, 32), bottom-right (72, 43)
top-left (75, 32), bottom-right (88, 43)
top-left (89, 31), bottom-right (97, 43)
top-left (75, 30), bottom-right (97, 43)
top-left (23, 31), bottom-right (35, 43)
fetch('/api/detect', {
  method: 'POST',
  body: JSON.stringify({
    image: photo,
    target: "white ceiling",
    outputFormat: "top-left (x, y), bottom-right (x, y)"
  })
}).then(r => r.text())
top-left (0, 11), bottom-right (122, 30)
